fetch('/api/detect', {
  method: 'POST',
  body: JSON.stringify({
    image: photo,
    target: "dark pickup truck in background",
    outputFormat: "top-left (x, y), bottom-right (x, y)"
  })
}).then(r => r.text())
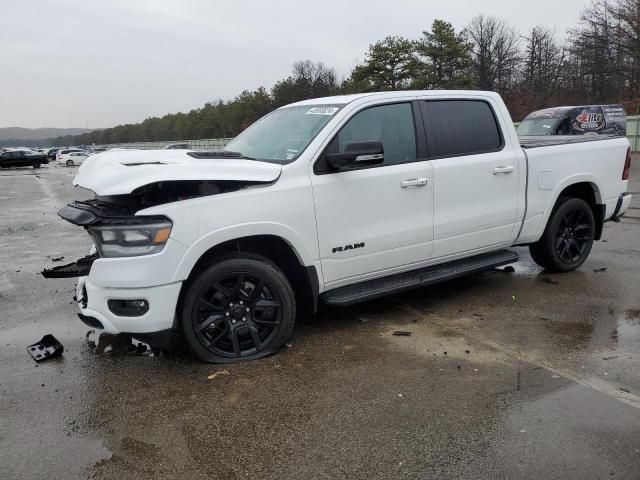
top-left (0, 149), bottom-right (48, 169)
top-left (517, 104), bottom-right (626, 137)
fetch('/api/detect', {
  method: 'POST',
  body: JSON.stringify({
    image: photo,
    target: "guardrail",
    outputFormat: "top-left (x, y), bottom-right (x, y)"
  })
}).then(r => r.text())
top-left (91, 138), bottom-right (234, 151)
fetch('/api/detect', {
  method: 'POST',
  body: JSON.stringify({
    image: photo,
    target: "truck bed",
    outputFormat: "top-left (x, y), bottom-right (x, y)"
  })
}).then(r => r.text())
top-left (519, 135), bottom-right (622, 149)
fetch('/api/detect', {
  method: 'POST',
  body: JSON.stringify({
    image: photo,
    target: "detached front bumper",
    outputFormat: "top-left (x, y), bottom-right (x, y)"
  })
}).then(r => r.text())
top-left (75, 276), bottom-right (182, 334)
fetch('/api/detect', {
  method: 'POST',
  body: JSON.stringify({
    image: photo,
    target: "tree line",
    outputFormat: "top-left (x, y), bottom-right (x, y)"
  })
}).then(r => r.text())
top-left (52, 0), bottom-right (640, 147)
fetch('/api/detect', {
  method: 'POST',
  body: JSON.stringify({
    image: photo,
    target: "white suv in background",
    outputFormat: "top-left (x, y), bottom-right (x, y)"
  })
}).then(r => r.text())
top-left (59, 151), bottom-right (90, 166)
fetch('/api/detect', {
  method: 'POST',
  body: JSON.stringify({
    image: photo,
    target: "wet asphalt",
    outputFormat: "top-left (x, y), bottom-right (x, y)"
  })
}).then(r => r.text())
top-left (1, 161), bottom-right (639, 480)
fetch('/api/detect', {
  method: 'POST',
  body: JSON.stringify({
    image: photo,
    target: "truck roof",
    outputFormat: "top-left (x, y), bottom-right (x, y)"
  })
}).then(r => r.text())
top-left (287, 90), bottom-right (500, 107)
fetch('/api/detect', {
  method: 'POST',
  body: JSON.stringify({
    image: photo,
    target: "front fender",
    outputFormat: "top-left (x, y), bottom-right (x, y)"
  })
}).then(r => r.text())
top-left (171, 222), bottom-right (316, 282)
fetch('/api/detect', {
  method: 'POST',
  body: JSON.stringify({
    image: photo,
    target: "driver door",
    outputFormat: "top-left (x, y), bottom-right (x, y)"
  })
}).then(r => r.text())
top-left (311, 102), bottom-right (434, 288)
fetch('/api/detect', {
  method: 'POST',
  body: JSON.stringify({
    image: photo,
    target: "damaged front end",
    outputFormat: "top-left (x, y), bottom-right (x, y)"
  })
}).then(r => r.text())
top-left (42, 177), bottom-right (270, 279)
top-left (43, 150), bottom-right (282, 338)
top-left (42, 197), bottom-right (174, 279)
top-left (42, 253), bottom-right (98, 279)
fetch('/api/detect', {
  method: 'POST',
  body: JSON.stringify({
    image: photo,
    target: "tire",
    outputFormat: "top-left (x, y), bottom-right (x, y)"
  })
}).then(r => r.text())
top-left (529, 197), bottom-right (595, 272)
top-left (66, 159), bottom-right (74, 167)
top-left (180, 254), bottom-right (296, 363)
top-left (32, 161), bottom-right (41, 169)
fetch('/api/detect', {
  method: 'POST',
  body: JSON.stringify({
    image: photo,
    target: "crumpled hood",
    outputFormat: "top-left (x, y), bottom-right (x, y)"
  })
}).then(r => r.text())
top-left (73, 150), bottom-right (282, 195)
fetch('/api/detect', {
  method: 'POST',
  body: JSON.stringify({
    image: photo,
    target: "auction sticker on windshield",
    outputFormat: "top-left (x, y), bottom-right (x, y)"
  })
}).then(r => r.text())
top-left (306, 107), bottom-right (339, 116)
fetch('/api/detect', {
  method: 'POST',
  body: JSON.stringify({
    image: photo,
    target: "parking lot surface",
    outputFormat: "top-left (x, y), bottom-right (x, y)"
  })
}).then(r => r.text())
top-left (1, 162), bottom-right (639, 479)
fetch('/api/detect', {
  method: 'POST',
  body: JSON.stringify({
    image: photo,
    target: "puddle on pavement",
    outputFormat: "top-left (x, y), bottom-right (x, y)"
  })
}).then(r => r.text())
top-left (613, 309), bottom-right (640, 351)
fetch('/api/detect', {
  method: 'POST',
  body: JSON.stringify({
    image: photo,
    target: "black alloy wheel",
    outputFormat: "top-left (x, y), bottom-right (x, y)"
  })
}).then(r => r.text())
top-left (555, 207), bottom-right (593, 263)
top-left (181, 255), bottom-right (295, 363)
top-left (529, 197), bottom-right (595, 272)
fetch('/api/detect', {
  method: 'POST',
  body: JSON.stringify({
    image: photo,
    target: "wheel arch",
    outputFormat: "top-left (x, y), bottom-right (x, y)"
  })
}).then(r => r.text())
top-left (175, 233), bottom-right (320, 319)
top-left (537, 177), bottom-right (605, 241)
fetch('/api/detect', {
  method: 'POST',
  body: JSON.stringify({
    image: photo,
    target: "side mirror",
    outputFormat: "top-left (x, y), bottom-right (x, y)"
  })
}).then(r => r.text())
top-left (325, 141), bottom-right (384, 170)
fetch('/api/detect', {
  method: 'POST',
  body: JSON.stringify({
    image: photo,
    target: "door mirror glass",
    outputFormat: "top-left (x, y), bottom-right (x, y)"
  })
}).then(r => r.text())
top-left (325, 141), bottom-right (384, 170)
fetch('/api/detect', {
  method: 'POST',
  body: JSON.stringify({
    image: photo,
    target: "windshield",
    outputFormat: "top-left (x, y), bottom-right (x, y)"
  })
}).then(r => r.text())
top-left (224, 105), bottom-right (342, 163)
top-left (517, 118), bottom-right (563, 136)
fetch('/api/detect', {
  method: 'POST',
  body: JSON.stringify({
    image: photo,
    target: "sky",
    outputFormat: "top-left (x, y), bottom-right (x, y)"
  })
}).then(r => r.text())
top-left (0, 0), bottom-right (588, 129)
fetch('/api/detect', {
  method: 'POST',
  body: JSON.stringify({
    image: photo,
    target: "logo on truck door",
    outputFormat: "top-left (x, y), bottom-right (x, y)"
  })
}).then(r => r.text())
top-left (332, 242), bottom-right (365, 254)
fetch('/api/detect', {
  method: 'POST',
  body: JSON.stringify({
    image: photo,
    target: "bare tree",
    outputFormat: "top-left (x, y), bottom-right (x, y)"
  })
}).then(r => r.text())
top-left (464, 15), bottom-right (521, 93)
top-left (522, 27), bottom-right (565, 99)
top-left (272, 60), bottom-right (339, 106)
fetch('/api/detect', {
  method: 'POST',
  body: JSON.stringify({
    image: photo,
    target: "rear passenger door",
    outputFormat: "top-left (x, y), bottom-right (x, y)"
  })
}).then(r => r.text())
top-left (419, 99), bottom-right (520, 258)
top-left (311, 102), bottom-right (434, 287)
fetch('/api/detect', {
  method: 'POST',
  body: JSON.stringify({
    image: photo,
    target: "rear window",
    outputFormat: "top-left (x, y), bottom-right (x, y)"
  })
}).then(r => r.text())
top-left (421, 100), bottom-right (503, 157)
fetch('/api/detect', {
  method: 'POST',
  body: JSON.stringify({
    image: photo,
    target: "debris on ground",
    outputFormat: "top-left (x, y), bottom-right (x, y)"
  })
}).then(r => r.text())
top-left (51, 256), bottom-right (65, 262)
top-left (542, 278), bottom-right (559, 285)
top-left (594, 267), bottom-right (607, 273)
top-left (619, 387), bottom-right (631, 393)
top-left (603, 356), bottom-right (619, 360)
top-left (207, 370), bottom-right (230, 380)
top-left (392, 331), bottom-right (412, 337)
top-left (494, 266), bottom-right (515, 273)
top-left (27, 334), bottom-right (64, 361)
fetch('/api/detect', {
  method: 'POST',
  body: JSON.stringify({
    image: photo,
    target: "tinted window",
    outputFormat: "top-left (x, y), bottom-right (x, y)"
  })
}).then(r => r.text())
top-left (333, 103), bottom-right (416, 166)
top-left (421, 100), bottom-right (502, 157)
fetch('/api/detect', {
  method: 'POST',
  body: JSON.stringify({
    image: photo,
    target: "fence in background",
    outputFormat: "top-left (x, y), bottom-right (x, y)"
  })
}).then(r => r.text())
top-left (626, 116), bottom-right (640, 151)
top-left (92, 138), bottom-right (233, 151)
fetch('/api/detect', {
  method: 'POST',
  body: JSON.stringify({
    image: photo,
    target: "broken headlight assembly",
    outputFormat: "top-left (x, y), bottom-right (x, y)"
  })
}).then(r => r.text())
top-left (87, 220), bottom-right (172, 258)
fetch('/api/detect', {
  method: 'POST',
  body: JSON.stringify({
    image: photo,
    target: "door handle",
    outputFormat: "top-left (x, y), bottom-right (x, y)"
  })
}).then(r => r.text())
top-left (401, 177), bottom-right (428, 188)
top-left (493, 166), bottom-right (515, 175)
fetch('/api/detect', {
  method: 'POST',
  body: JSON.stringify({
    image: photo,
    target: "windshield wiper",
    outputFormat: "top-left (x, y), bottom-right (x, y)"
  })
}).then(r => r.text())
top-left (187, 150), bottom-right (256, 160)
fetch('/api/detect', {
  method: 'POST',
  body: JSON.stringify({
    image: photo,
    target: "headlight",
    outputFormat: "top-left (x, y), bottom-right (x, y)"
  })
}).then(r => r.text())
top-left (88, 220), bottom-right (172, 258)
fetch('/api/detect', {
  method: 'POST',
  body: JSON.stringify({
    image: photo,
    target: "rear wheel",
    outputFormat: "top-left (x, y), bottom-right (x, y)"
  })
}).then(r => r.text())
top-left (180, 255), bottom-right (296, 363)
top-left (32, 161), bottom-right (41, 169)
top-left (529, 197), bottom-right (595, 272)
top-left (66, 159), bottom-right (74, 167)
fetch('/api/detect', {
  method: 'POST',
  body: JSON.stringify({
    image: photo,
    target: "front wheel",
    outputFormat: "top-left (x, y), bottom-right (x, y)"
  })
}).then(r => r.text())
top-left (529, 197), bottom-right (595, 272)
top-left (180, 255), bottom-right (296, 363)
top-left (66, 159), bottom-right (74, 167)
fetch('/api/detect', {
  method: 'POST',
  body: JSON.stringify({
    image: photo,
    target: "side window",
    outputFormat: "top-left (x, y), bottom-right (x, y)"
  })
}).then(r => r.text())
top-left (421, 100), bottom-right (503, 158)
top-left (326, 103), bottom-right (417, 169)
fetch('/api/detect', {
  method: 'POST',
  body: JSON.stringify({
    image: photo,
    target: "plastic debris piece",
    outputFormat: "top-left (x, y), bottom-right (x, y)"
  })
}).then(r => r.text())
top-left (27, 334), bottom-right (64, 362)
top-left (392, 331), bottom-right (412, 337)
top-left (207, 370), bottom-right (230, 380)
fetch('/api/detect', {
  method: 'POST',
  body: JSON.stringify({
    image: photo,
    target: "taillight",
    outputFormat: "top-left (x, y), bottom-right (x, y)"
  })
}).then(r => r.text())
top-left (623, 147), bottom-right (631, 180)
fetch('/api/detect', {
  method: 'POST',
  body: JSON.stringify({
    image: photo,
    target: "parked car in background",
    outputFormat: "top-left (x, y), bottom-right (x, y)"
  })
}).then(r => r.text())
top-left (60, 151), bottom-right (90, 166)
top-left (0, 149), bottom-right (47, 168)
top-left (56, 148), bottom-right (87, 162)
top-left (517, 104), bottom-right (626, 136)
top-left (48, 148), bottom-right (60, 161)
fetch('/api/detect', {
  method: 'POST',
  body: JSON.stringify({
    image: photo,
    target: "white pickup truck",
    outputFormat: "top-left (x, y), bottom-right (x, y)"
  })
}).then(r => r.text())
top-left (44, 91), bottom-right (633, 363)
